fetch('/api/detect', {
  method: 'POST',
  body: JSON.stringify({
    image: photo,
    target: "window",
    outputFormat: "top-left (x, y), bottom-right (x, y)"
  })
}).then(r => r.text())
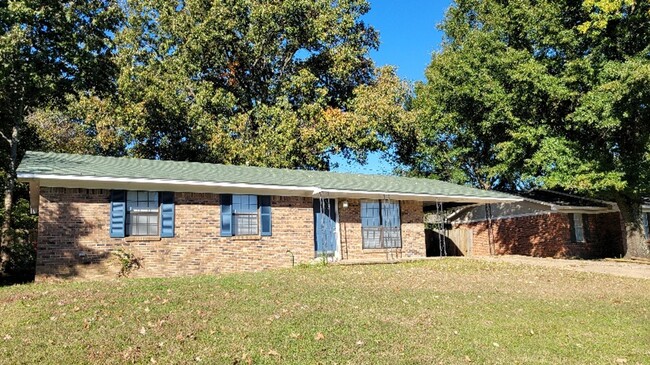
top-left (361, 200), bottom-right (401, 249)
top-left (643, 213), bottom-right (650, 240)
top-left (232, 195), bottom-right (258, 235)
top-left (109, 190), bottom-right (174, 239)
top-left (126, 191), bottom-right (159, 236)
top-left (571, 213), bottom-right (585, 242)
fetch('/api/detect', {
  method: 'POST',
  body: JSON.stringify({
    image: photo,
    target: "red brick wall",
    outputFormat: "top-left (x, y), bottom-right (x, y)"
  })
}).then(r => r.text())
top-left (36, 188), bottom-right (315, 281)
top-left (454, 212), bottom-right (623, 258)
top-left (36, 188), bottom-right (427, 280)
top-left (339, 199), bottom-right (425, 261)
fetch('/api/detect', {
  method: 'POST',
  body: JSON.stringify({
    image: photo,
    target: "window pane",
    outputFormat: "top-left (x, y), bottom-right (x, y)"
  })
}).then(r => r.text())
top-left (383, 228), bottom-right (402, 248)
top-left (126, 190), bottom-right (161, 236)
top-left (381, 201), bottom-right (400, 228)
top-left (361, 201), bottom-right (380, 227)
top-left (362, 227), bottom-right (381, 249)
top-left (233, 194), bottom-right (257, 213)
top-left (234, 213), bottom-right (258, 235)
top-left (573, 214), bottom-right (584, 242)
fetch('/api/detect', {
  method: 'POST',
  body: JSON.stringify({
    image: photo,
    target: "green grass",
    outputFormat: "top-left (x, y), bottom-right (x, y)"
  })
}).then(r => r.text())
top-left (0, 259), bottom-right (648, 364)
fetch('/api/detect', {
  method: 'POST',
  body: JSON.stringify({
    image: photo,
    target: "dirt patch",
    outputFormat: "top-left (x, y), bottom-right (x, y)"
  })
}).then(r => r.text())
top-left (473, 255), bottom-right (650, 280)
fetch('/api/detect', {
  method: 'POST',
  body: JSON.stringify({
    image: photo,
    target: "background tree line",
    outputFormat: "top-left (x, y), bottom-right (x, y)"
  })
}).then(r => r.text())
top-left (1, 0), bottom-right (648, 277)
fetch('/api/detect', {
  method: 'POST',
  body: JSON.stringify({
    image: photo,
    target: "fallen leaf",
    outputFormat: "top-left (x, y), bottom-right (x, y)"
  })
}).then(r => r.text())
top-left (465, 355), bottom-right (472, 362)
top-left (139, 327), bottom-right (146, 335)
top-left (267, 349), bottom-right (280, 356)
top-left (314, 332), bottom-right (325, 341)
top-left (3, 334), bottom-right (11, 341)
top-left (492, 342), bottom-right (500, 347)
top-left (356, 340), bottom-right (364, 346)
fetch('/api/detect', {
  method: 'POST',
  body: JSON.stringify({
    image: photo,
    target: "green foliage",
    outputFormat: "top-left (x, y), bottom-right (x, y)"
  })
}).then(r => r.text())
top-left (111, 249), bottom-right (143, 278)
top-left (409, 0), bottom-right (650, 255)
top-left (109, 0), bottom-right (386, 169)
top-left (0, 0), bottom-right (123, 275)
top-left (0, 198), bottom-right (37, 278)
top-left (410, 0), bottom-right (649, 196)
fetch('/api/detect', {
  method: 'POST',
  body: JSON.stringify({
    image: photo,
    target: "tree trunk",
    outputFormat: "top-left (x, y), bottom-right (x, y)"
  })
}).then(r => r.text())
top-left (0, 120), bottom-right (19, 274)
top-left (616, 196), bottom-right (650, 258)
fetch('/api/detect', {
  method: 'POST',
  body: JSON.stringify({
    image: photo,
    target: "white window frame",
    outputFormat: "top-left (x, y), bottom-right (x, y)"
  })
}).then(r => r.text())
top-left (361, 200), bottom-right (402, 249)
top-left (126, 191), bottom-right (160, 236)
top-left (232, 194), bottom-right (259, 236)
top-left (572, 213), bottom-right (585, 243)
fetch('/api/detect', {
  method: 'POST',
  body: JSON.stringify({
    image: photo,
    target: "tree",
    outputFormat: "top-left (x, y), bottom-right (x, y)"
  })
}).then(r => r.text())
top-left (111, 0), bottom-right (384, 169)
top-left (409, 0), bottom-right (650, 257)
top-left (0, 0), bottom-right (122, 272)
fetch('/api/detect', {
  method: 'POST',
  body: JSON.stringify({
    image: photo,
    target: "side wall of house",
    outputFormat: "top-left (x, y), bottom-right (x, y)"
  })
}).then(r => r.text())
top-left (454, 212), bottom-right (623, 258)
top-left (36, 188), bottom-right (315, 280)
top-left (36, 189), bottom-right (427, 280)
top-left (338, 199), bottom-right (425, 261)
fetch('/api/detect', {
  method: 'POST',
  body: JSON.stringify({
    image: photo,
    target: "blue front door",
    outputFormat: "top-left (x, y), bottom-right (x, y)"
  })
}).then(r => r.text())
top-left (314, 199), bottom-right (337, 254)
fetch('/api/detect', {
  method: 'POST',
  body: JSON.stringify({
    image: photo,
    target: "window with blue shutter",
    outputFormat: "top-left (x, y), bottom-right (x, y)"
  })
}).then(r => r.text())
top-left (111, 190), bottom-right (174, 238)
top-left (109, 190), bottom-right (126, 238)
top-left (221, 194), bottom-right (271, 237)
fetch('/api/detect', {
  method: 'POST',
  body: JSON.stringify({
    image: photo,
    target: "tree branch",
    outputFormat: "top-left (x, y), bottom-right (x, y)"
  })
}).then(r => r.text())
top-left (0, 131), bottom-right (10, 144)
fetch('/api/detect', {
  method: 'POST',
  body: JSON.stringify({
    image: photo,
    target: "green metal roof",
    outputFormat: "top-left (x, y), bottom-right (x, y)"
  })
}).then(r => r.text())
top-left (17, 151), bottom-right (519, 202)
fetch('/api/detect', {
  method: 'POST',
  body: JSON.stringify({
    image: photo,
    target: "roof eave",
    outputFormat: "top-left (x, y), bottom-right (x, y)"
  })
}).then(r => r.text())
top-left (18, 173), bottom-right (521, 204)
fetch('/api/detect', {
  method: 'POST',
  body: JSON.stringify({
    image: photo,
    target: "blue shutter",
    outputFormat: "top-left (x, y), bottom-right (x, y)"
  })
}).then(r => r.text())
top-left (160, 192), bottom-right (175, 238)
top-left (221, 194), bottom-right (232, 237)
top-left (109, 190), bottom-right (126, 238)
top-left (260, 195), bottom-right (272, 236)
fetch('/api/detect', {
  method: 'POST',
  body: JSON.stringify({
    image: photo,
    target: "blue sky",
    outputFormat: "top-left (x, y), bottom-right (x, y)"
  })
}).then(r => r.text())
top-left (330, 0), bottom-right (452, 174)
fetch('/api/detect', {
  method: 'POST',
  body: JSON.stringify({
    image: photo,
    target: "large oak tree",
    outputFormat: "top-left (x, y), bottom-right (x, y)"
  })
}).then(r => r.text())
top-left (0, 0), bottom-right (122, 272)
top-left (407, 0), bottom-right (650, 257)
top-left (111, 0), bottom-right (389, 170)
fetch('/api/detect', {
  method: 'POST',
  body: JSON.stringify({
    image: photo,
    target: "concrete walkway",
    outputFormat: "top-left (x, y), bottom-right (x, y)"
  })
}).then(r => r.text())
top-left (473, 255), bottom-right (650, 280)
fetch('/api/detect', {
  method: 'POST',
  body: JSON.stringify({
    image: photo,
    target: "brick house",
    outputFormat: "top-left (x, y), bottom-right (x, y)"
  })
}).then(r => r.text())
top-left (18, 151), bottom-right (519, 280)
top-left (442, 190), bottom-right (624, 258)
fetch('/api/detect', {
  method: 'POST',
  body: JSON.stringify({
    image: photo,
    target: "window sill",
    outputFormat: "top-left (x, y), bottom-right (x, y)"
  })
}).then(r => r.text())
top-left (230, 235), bottom-right (262, 241)
top-left (362, 247), bottom-right (402, 252)
top-left (124, 236), bottom-right (161, 242)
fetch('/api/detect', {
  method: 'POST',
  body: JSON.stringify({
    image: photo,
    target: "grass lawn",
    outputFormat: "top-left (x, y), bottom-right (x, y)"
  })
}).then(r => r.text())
top-left (0, 259), bottom-right (648, 364)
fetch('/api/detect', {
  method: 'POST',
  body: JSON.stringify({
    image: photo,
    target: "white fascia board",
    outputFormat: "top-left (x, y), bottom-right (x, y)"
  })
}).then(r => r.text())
top-left (18, 173), bottom-right (523, 203)
top-left (553, 205), bottom-right (618, 213)
top-left (313, 188), bottom-right (522, 204)
top-left (17, 173), bottom-right (316, 196)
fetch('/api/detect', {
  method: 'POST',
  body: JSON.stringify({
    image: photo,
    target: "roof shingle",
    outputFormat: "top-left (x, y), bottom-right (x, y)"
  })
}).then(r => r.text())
top-left (17, 151), bottom-right (519, 202)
